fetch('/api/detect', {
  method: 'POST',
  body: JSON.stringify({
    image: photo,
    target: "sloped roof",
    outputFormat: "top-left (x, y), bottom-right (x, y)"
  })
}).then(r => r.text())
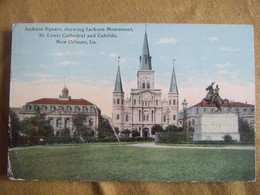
top-left (28, 98), bottom-right (94, 106)
top-left (192, 101), bottom-right (254, 108)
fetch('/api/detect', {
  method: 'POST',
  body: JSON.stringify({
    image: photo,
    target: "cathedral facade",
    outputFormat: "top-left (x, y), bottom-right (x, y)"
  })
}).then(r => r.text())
top-left (112, 31), bottom-right (179, 138)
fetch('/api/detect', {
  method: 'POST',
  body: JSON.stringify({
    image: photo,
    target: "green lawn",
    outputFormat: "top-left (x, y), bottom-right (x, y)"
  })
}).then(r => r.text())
top-left (8, 143), bottom-right (255, 182)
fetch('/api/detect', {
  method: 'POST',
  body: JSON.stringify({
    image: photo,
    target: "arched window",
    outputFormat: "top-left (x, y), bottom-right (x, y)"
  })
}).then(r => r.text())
top-left (173, 99), bottom-right (176, 105)
top-left (125, 114), bottom-right (129, 122)
top-left (147, 82), bottom-right (150, 89)
top-left (42, 105), bottom-right (48, 112)
top-left (142, 82), bottom-right (145, 89)
top-left (57, 118), bottom-right (63, 128)
top-left (146, 115), bottom-right (149, 121)
top-left (75, 106), bottom-right (80, 112)
top-left (116, 114), bottom-right (120, 120)
top-left (83, 107), bottom-right (88, 113)
top-left (49, 118), bottom-right (54, 127)
top-left (65, 118), bottom-right (70, 129)
top-left (173, 115), bottom-right (176, 120)
top-left (66, 106), bottom-right (72, 112)
top-left (26, 105), bottom-right (31, 111)
top-left (163, 115), bottom-right (166, 122)
top-left (51, 106), bottom-right (56, 112)
top-left (117, 98), bottom-right (120, 104)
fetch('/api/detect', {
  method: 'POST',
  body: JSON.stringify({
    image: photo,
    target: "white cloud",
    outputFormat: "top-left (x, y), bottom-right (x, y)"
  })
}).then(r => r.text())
top-left (59, 61), bottom-right (78, 66)
top-left (216, 70), bottom-right (235, 75)
top-left (48, 51), bottom-right (71, 56)
top-left (216, 62), bottom-right (234, 68)
top-left (156, 38), bottom-right (177, 45)
top-left (219, 46), bottom-right (232, 52)
top-left (120, 57), bottom-right (127, 64)
top-left (74, 51), bottom-right (84, 56)
top-left (209, 37), bottom-right (218, 42)
top-left (108, 53), bottom-right (117, 58)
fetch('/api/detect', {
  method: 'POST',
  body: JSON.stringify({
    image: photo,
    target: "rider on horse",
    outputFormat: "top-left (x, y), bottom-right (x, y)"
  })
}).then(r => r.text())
top-left (201, 82), bottom-right (230, 111)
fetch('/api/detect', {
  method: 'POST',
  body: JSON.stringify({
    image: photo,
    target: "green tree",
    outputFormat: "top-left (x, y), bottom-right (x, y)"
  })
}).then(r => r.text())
top-left (131, 129), bottom-right (140, 137)
top-left (73, 113), bottom-right (87, 137)
top-left (121, 129), bottom-right (130, 137)
top-left (20, 114), bottom-right (53, 145)
top-left (165, 125), bottom-right (179, 133)
top-left (98, 115), bottom-right (115, 139)
top-left (239, 118), bottom-right (255, 143)
top-left (151, 124), bottom-right (164, 135)
top-left (9, 111), bottom-right (21, 147)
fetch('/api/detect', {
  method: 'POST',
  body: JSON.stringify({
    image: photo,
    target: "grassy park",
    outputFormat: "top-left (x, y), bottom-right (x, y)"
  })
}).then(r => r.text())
top-left (8, 143), bottom-right (255, 182)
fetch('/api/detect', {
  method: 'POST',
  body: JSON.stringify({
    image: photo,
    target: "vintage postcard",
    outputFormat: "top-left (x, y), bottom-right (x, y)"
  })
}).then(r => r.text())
top-left (8, 23), bottom-right (255, 182)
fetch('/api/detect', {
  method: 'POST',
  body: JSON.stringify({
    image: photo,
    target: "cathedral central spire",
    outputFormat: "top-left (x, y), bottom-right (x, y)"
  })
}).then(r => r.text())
top-left (140, 30), bottom-right (152, 70)
top-left (114, 57), bottom-right (123, 92)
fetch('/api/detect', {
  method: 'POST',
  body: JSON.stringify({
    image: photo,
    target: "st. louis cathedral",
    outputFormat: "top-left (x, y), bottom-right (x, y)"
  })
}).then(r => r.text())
top-left (112, 31), bottom-right (179, 138)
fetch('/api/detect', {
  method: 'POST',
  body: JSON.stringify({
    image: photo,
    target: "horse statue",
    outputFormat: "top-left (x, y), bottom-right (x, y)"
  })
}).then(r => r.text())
top-left (201, 82), bottom-right (231, 112)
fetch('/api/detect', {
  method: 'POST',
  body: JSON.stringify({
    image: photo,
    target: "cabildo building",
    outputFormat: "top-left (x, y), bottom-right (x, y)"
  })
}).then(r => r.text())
top-left (112, 31), bottom-right (179, 138)
top-left (18, 87), bottom-right (100, 136)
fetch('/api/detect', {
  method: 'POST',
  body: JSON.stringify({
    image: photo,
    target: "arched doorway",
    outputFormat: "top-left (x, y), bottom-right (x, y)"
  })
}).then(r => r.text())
top-left (143, 128), bottom-right (149, 138)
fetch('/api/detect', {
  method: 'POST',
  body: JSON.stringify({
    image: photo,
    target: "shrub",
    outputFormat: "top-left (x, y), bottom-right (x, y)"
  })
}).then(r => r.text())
top-left (223, 134), bottom-right (232, 143)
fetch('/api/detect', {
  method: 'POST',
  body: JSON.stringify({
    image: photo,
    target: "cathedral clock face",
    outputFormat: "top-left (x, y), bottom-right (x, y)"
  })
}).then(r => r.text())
top-left (142, 92), bottom-right (151, 101)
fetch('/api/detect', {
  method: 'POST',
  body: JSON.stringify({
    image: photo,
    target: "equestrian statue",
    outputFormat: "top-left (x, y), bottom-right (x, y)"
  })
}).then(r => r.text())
top-left (201, 82), bottom-right (231, 112)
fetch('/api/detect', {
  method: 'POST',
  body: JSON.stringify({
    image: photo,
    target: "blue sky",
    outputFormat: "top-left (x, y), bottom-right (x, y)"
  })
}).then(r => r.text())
top-left (10, 23), bottom-right (255, 117)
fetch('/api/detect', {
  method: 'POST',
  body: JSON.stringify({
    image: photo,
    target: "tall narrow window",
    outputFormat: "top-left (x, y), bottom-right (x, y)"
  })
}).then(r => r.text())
top-left (147, 82), bottom-right (150, 89)
top-left (134, 99), bottom-right (136, 105)
top-left (49, 118), bottom-right (54, 127)
top-left (173, 115), bottom-right (176, 120)
top-left (125, 114), bottom-right (129, 122)
top-left (57, 118), bottom-right (63, 128)
top-left (65, 119), bottom-right (70, 129)
top-left (142, 82), bottom-right (145, 89)
top-left (117, 98), bottom-right (120, 104)
top-left (116, 114), bottom-right (120, 120)
top-left (173, 99), bottom-right (176, 105)
top-left (152, 111), bottom-right (154, 122)
top-left (163, 115), bottom-right (166, 122)
top-left (156, 99), bottom-right (158, 106)
top-left (139, 110), bottom-right (141, 121)
top-left (122, 99), bottom-right (124, 105)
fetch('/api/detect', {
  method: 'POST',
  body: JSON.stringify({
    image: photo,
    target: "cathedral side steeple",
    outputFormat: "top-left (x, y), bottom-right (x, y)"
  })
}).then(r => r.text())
top-left (168, 59), bottom-right (179, 126)
top-left (114, 61), bottom-right (123, 93)
top-left (139, 30), bottom-right (152, 70)
top-left (112, 57), bottom-right (124, 131)
top-left (169, 59), bottom-right (178, 94)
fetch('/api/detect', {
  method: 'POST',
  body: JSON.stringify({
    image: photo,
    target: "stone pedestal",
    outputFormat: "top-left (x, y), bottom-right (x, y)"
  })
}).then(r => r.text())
top-left (193, 113), bottom-right (240, 141)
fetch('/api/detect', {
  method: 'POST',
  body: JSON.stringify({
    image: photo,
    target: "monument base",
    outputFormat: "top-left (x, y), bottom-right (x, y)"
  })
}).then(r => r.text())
top-left (193, 113), bottom-right (240, 142)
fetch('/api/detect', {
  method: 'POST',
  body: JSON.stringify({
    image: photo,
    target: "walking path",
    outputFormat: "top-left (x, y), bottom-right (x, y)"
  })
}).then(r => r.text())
top-left (129, 143), bottom-right (256, 150)
top-left (8, 142), bottom-right (256, 151)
